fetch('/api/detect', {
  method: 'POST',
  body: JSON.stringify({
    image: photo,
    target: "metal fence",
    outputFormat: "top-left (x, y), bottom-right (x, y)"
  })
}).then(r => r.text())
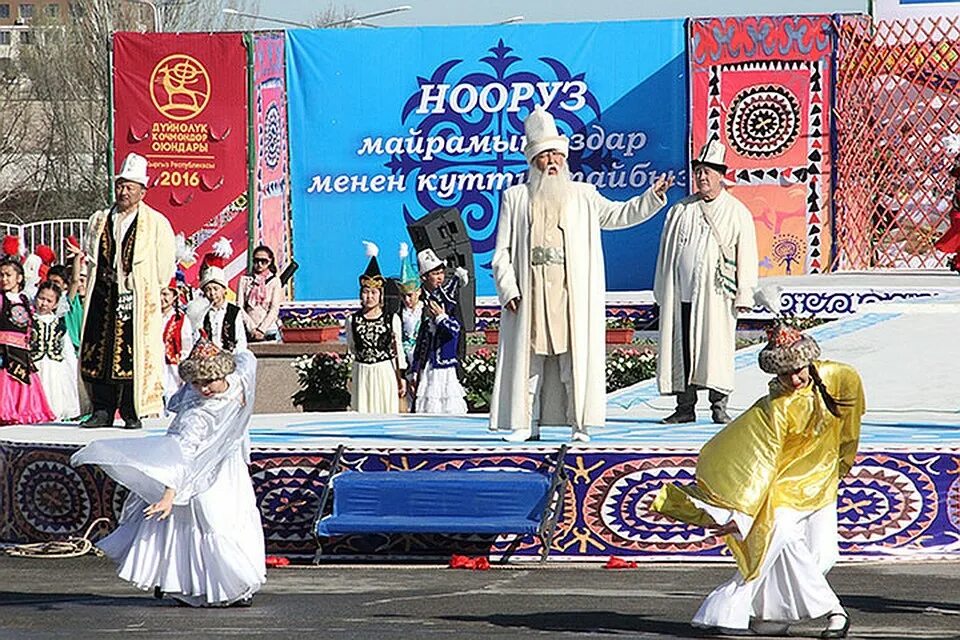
top-left (833, 15), bottom-right (960, 270)
top-left (0, 219), bottom-right (88, 264)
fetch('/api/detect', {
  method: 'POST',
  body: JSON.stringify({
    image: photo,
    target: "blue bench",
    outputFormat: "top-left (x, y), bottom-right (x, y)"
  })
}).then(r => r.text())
top-left (313, 445), bottom-right (569, 562)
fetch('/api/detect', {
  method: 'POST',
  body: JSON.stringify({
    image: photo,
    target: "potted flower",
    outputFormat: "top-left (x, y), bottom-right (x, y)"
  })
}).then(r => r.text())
top-left (605, 348), bottom-right (657, 392)
top-left (291, 352), bottom-right (353, 411)
top-left (461, 348), bottom-right (497, 412)
top-left (482, 317), bottom-right (500, 345)
top-left (281, 313), bottom-right (342, 343)
top-left (605, 316), bottom-right (636, 344)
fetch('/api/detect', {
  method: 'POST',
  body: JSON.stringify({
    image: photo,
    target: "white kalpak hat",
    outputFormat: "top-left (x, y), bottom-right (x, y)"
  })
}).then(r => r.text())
top-left (116, 152), bottom-right (150, 187)
top-left (417, 248), bottom-right (444, 275)
top-left (692, 140), bottom-right (728, 175)
top-left (523, 105), bottom-right (569, 163)
top-left (200, 266), bottom-right (228, 290)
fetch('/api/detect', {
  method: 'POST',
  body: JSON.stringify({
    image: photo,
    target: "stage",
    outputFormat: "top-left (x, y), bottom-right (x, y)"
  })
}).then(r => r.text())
top-left (2, 295), bottom-right (959, 563)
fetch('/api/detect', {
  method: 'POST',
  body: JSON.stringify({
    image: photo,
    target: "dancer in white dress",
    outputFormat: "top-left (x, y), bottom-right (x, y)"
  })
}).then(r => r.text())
top-left (71, 340), bottom-right (266, 607)
top-left (31, 281), bottom-right (80, 420)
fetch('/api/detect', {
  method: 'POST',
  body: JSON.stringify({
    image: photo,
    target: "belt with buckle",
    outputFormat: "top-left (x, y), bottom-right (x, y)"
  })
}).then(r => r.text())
top-left (531, 246), bottom-right (564, 266)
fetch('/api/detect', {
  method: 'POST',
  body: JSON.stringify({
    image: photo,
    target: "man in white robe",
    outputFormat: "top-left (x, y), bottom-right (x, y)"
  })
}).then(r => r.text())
top-left (490, 105), bottom-right (672, 442)
top-left (653, 141), bottom-right (758, 424)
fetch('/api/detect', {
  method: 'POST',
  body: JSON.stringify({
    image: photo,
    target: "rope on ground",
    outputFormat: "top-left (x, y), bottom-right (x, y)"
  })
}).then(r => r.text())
top-left (2, 518), bottom-right (111, 559)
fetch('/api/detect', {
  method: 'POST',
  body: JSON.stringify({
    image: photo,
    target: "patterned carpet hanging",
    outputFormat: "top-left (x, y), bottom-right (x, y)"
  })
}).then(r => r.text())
top-left (690, 15), bottom-right (835, 276)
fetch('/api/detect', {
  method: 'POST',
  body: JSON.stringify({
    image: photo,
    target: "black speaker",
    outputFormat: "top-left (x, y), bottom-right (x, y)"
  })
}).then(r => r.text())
top-left (407, 206), bottom-right (468, 252)
top-left (279, 260), bottom-right (299, 286)
top-left (383, 277), bottom-right (402, 320)
top-left (407, 208), bottom-right (476, 332)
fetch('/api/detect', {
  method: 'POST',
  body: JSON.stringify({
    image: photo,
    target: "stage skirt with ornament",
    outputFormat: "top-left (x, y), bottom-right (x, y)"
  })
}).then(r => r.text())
top-left (691, 500), bottom-right (841, 630)
top-left (415, 363), bottom-right (467, 414)
top-left (351, 360), bottom-right (400, 414)
top-left (0, 370), bottom-right (55, 425)
top-left (72, 441), bottom-right (265, 606)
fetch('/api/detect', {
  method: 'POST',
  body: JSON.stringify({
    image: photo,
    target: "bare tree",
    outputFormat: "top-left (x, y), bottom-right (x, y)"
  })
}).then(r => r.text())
top-left (312, 5), bottom-right (359, 28)
top-left (0, 0), bottom-right (260, 224)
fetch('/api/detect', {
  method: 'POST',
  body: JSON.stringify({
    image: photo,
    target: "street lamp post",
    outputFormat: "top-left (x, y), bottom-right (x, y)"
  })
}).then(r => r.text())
top-left (322, 5), bottom-right (412, 28)
top-left (221, 5), bottom-right (411, 29)
top-left (221, 8), bottom-right (311, 29)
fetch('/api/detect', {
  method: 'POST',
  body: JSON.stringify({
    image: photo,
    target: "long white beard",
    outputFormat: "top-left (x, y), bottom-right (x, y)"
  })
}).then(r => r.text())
top-left (528, 165), bottom-right (574, 211)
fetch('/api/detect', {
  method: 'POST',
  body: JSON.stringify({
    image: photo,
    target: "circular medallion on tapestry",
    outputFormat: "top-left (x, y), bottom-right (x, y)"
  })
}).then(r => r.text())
top-left (726, 84), bottom-right (801, 158)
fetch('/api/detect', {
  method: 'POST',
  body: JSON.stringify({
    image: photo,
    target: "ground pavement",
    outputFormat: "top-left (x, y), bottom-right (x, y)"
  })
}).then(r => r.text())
top-left (0, 556), bottom-right (956, 639)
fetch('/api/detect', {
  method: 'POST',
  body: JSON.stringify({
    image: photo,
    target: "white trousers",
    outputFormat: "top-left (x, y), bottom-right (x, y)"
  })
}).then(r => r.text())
top-left (528, 352), bottom-right (573, 429)
top-left (693, 504), bottom-right (842, 630)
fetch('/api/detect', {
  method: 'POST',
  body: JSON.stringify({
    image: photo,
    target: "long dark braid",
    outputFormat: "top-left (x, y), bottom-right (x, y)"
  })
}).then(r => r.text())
top-left (808, 363), bottom-right (842, 418)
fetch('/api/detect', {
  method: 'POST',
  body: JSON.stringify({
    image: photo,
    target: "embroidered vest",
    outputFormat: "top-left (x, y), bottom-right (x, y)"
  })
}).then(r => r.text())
top-left (351, 312), bottom-right (396, 365)
top-left (203, 303), bottom-right (240, 352)
top-left (0, 293), bottom-right (35, 383)
top-left (30, 316), bottom-right (67, 363)
top-left (163, 310), bottom-right (186, 364)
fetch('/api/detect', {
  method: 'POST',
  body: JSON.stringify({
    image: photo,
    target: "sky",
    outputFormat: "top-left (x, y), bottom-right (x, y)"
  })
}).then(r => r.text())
top-left (253, 0), bottom-right (869, 28)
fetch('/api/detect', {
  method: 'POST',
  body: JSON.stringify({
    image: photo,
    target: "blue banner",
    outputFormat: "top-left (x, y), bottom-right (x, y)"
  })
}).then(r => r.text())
top-left (286, 21), bottom-right (688, 300)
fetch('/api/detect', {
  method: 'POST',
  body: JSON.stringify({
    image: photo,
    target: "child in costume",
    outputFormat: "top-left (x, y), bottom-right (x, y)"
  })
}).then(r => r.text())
top-left (161, 273), bottom-right (194, 407)
top-left (63, 238), bottom-right (88, 349)
top-left (186, 237), bottom-right (232, 331)
top-left (397, 243), bottom-right (422, 411)
top-left (46, 264), bottom-right (71, 316)
top-left (31, 281), bottom-right (80, 420)
top-left (198, 265), bottom-right (246, 353)
top-left (71, 341), bottom-right (266, 607)
top-left (409, 248), bottom-right (468, 414)
top-left (347, 241), bottom-right (406, 413)
top-left (652, 321), bottom-right (864, 638)
top-left (0, 255), bottom-right (55, 425)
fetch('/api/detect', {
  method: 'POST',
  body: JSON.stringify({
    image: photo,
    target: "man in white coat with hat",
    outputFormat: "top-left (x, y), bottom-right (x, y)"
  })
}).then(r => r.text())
top-left (79, 153), bottom-right (176, 429)
top-left (654, 140), bottom-right (758, 424)
top-left (490, 105), bottom-right (672, 442)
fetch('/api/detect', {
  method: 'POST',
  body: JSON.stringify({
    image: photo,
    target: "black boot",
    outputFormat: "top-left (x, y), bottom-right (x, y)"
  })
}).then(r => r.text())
top-left (81, 410), bottom-right (113, 429)
top-left (661, 387), bottom-right (696, 424)
top-left (709, 390), bottom-right (731, 424)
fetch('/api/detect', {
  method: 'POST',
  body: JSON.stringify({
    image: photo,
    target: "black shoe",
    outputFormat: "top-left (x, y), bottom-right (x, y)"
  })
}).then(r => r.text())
top-left (122, 418), bottom-right (143, 430)
top-left (153, 586), bottom-right (163, 599)
top-left (820, 613), bottom-right (849, 639)
top-left (711, 407), bottom-right (731, 424)
top-left (661, 410), bottom-right (696, 424)
top-left (80, 410), bottom-right (113, 429)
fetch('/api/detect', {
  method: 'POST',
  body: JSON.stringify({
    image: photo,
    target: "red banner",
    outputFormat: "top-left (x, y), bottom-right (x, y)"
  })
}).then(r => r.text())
top-left (113, 32), bottom-right (249, 285)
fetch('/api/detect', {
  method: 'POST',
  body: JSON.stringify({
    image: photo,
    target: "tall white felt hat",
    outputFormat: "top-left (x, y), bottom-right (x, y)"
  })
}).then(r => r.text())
top-left (417, 248), bottom-right (444, 275)
top-left (692, 140), bottom-right (728, 174)
top-left (199, 266), bottom-right (228, 290)
top-left (116, 152), bottom-right (150, 187)
top-left (523, 105), bottom-right (569, 163)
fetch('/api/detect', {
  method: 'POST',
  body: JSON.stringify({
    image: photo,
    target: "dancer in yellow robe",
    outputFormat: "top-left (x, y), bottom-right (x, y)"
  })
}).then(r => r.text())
top-left (652, 321), bottom-right (864, 638)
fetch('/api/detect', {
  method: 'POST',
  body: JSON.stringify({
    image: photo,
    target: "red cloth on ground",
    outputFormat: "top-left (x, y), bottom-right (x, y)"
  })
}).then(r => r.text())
top-left (603, 556), bottom-right (638, 569)
top-left (448, 554), bottom-right (490, 570)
